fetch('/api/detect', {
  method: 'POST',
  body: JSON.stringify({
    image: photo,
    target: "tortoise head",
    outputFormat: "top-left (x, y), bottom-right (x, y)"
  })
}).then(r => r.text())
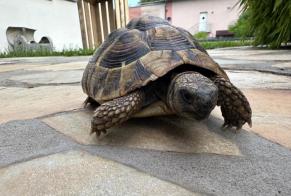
top-left (167, 71), bottom-right (218, 120)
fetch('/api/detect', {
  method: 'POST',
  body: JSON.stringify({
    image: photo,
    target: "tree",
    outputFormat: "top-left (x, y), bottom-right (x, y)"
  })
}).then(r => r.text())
top-left (239, 0), bottom-right (291, 48)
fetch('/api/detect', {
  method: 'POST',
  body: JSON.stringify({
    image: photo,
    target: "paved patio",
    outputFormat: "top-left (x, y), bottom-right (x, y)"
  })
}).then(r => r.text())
top-left (1, 47), bottom-right (291, 195)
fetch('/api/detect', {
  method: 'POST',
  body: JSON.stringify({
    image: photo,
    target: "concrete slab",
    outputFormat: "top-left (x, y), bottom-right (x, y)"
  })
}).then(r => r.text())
top-left (0, 64), bottom-right (39, 73)
top-left (42, 110), bottom-right (241, 156)
top-left (0, 62), bottom-right (86, 73)
top-left (272, 61), bottom-right (291, 69)
top-left (227, 70), bottom-right (291, 89)
top-left (209, 47), bottom-right (291, 61)
top-left (9, 70), bottom-right (83, 85)
top-left (0, 86), bottom-right (86, 123)
top-left (0, 151), bottom-right (198, 196)
top-left (84, 136), bottom-right (291, 196)
top-left (0, 119), bottom-right (76, 167)
top-left (227, 53), bottom-right (291, 61)
top-left (26, 61), bottom-right (86, 71)
top-left (0, 56), bottom-right (89, 65)
top-left (210, 47), bottom-right (291, 76)
top-left (244, 89), bottom-right (291, 148)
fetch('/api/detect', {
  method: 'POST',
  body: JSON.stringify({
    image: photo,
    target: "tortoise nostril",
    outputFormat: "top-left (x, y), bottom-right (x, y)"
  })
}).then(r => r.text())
top-left (180, 89), bottom-right (193, 104)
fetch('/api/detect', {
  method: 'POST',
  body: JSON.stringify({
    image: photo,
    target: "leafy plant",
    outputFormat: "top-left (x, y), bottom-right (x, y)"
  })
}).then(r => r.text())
top-left (229, 10), bottom-right (253, 38)
top-left (239, 0), bottom-right (291, 48)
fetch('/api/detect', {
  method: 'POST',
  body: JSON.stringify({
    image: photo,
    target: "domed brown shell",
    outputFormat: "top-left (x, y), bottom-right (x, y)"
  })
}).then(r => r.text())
top-left (82, 15), bottom-right (228, 102)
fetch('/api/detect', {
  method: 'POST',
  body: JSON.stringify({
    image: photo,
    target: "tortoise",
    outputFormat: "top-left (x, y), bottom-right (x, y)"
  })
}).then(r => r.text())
top-left (82, 15), bottom-right (252, 136)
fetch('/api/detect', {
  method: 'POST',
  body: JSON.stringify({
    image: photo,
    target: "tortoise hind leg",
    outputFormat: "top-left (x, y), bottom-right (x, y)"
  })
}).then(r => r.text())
top-left (91, 90), bottom-right (145, 136)
top-left (84, 96), bottom-right (100, 108)
top-left (213, 76), bottom-right (252, 130)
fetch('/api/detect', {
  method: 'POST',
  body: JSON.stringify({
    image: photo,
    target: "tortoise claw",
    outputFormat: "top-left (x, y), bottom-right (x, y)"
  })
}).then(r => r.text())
top-left (221, 121), bottom-right (244, 132)
top-left (222, 122), bottom-right (229, 129)
top-left (90, 121), bottom-right (107, 137)
top-left (247, 119), bottom-right (252, 128)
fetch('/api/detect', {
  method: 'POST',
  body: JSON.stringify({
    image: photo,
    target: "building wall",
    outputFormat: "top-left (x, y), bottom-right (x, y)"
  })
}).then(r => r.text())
top-left (129, 6), bottom-right (142, 19)
top-left (171, 0), bottom-right (240, 37)
top-left (129, 3), bottom-right (165, 20)
top-left (0, 0), bottom-right (83, 51)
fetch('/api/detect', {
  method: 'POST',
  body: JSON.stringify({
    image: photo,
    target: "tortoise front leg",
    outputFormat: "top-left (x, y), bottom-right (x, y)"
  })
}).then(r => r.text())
top-left (91, 90), bottom-right (145, 136)
top-left (213, 76), bottom-right (252, 130)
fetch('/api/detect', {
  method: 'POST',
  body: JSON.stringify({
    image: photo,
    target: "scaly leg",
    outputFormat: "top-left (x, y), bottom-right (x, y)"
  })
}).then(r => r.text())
top-left (91, 90), bottom-right (145, 136)
top-left (213, 76), bottom-right (252, 130)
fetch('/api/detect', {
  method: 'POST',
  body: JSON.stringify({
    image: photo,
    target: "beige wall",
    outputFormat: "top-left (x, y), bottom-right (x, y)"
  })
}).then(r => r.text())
top-left (129, 3), bottom-right (165, 20)
top-left (141, 4), bottom-right (165, 19)
top-left (171, 0), bottom-right (240, 37)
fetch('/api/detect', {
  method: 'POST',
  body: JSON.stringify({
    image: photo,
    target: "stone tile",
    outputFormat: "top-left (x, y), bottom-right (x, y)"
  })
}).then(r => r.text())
top-left (0, 56), bottom-right (90, 65)
top-left (42, 110), bottom-right (241, 156)
top-left (26, 61), bottom-right (86, 71)
top-left (43, 110), bottom-right (96, 145)
top-left (226, 70), bottom-right (291, 89)
top-left (83, 139), bottom-right (291, 196)
top-left (0, 64), bottom-right (39, 73)
top-left (231, 53), bottom-right (291, 61)
top-left (0, 86), bottom-right (86, 123)
top-left (0, 62), bottom-right (86, 73)
top-left (0, 151), bottom-right (197, 196)
top-left (209, 48), bottom-right (291, 61)
top-left (272, 61), bottom-right (291, 69)
top-left (0, 119), bottom-right (76, 167)
top-left (244, 89), bottom-right (291, 148)
top-left (9, 70), bottom-right (83, 84)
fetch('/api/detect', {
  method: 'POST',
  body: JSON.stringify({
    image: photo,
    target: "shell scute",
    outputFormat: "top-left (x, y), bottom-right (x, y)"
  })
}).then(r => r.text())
top-left (148, 26), bottom-right (194, 51)
top-left (99, 29), bottom-right (150, 69)
top-left (141, 50), bottom-right (183, 77)
top-left (101, 68), bottom-right (121, 100)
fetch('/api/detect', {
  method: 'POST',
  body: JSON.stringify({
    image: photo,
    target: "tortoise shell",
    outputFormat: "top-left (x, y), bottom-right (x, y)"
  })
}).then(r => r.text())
top-left (82, 15), bottom-right (228, 102)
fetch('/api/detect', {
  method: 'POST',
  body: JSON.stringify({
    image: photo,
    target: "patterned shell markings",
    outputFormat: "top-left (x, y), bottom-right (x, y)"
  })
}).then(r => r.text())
top-left (82, 16), bottom-right (228, 102)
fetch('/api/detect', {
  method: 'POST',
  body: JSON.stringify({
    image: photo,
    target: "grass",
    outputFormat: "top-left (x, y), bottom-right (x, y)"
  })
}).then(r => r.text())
top-left (0, 48), bottom-right (95, 58)
top-left (0, 40), bottom-right (253, 58)
top-left (193, 32), bottom-right (209, 40)
top-left (200, 40), bottom-right (253, 49)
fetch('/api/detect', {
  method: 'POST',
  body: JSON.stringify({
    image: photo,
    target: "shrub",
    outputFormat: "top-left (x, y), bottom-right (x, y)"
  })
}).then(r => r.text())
top-left (239, 0), bottom-right (291, 48)
top-left (193, 32), bottom-right (209, 40)
top-left (229, 10), bottom-right (253, 38)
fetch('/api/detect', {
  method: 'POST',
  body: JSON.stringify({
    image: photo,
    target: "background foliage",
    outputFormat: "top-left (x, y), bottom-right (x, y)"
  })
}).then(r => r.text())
top-left (239, 0), bottom-right (291, 48)
top-left (139, 0), bottom-right (161, 3)
top-left (229, 10), bottom-right (253, 38)
top-left (193, 32), bottom-right (209, 40)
